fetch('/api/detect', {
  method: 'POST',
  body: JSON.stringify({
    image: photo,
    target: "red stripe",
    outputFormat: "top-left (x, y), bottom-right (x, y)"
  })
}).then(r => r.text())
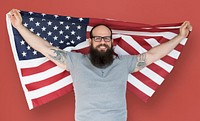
top-left (89, 18), bottom-right (182, 32)
top-left (32, 84), bottom-right (73, 108)
top-left (21, 60), bottom-right (56, 76)
top-left (148, 63), bottom-right (169, 78)
top-left (118, 38), bottom-right (139, 55)
top-left (132, 72), bottom-right (159, 90)
top-left (127, 82), bottom-right (150, 102)
top-left (26, 71), bottom-right (70, 91)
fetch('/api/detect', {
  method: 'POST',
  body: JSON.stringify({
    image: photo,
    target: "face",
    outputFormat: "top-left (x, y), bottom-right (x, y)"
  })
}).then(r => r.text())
top-left (89, 25), bottom-right (113, 52)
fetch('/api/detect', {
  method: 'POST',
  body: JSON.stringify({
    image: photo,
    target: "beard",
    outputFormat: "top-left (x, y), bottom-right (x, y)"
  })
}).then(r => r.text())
top-left (89, 43), bottom-right (114, 68)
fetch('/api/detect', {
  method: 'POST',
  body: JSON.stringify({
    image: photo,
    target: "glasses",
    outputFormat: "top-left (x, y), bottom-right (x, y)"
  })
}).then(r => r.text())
top-left (91, 36), bottom-right (112, 42)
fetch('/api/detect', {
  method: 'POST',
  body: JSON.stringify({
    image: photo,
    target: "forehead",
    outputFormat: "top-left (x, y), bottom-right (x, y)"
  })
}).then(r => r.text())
top-left (92, 25), bottom-right (112, 36)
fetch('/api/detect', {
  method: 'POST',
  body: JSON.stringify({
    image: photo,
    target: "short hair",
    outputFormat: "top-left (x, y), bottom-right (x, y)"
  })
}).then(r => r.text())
top-left (90, 24), bottom-right (112, 39)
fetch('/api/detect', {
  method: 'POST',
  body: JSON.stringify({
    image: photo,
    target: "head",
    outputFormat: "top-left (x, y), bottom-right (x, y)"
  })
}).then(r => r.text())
top-left (89, 24), bottom-right (114, 68)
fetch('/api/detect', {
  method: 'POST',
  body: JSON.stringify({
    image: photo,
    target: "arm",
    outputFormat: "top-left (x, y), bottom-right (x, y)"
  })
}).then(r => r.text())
top-left (134, 21), bottom-right (192, 72)
top-left (9, 9), bottom-right (67, 69)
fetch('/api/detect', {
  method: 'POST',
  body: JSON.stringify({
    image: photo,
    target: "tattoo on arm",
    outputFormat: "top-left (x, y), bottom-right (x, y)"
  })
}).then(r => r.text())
top-left (136, 53), bottom-right (146, 70)
top-left (49, 49), bottom-right (67, 65)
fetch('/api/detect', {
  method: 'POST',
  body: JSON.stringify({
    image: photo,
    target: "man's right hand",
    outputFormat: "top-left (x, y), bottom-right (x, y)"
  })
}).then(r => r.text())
top-left (8, 9), bottom-right (23, 29)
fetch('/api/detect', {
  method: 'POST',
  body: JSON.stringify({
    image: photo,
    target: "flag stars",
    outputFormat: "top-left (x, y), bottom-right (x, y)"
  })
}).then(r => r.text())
top-left (66, 16), bottom-right (71, 20)
top-left (77, 25), bottom-right (81, 30)
top-left (65, 25), bottom-right (70, 30)
top-left (54, 15), bottom-right (59, 18)
top-left (24, 23), bottom-right (28, 27)
top-left (29, 12), bottom-right (33, 15)
top-left (71, 40), bottom-right (75, 44)
top-left (53, 36), bottom-right (58, 40)
top-left (36, 33), bottom-right (41, 36)
top-left (35, 22), bottom-right (40, 26)
top-left (47, 31), bottom-right (52, 36)
top-left (30, 28), bottom-right (34, 32)
top-left (79, 18), bottom-right (84, 22)
top-left (71, 30), bottom-right (75, 35)
top-left (29, 17), bottom-right (34, 21)
top-left (65, 35), bottom-right (69, 39)
top-left (49, 42), bottom-right (53, 45)
top-left (47, 21), bottom-right (52, 26)
top-left (59, 30), bottom-right (64, 34)
top-left (27, 46), bottom-right (31, 50)
top-left (77, 36), bottom-right (81, 40)
top-left (33, 50), bottom-right (37, 55)
top-left (20, 40), bottom-right (25, 45)
top-left (42, 26), bottom-right (46, 31)
top-left (60, 21), bottom-right (64, 25)
top-left (22, 51), bottom-right (27, 57)
top-left (43, 37), bottom-right (47, 40)
top-left (42, 13), bottom-right (46, 17)
top-left (53, 26), bottom-right (58, 30)
top-left (59, 40), bottom-right (64, 44)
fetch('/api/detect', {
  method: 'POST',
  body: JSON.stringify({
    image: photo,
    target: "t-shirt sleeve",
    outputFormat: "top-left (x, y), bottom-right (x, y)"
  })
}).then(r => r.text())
top-left (65, 51), bottom-right (82, 72)
top-left (124, 55), bottom-right (137, 73)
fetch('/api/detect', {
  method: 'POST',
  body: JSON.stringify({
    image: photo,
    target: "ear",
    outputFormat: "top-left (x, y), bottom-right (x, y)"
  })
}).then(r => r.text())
top-left (88, 38), bottom-right (92, 45)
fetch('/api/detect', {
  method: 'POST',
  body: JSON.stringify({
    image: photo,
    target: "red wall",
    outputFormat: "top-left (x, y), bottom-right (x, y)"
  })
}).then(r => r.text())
top-left (0, 0), bottom-right (199, 121)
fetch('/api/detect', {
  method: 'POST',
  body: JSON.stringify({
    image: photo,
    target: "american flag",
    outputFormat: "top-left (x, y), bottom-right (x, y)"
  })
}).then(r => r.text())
top-left (6, 10), bottom-right (188, 110)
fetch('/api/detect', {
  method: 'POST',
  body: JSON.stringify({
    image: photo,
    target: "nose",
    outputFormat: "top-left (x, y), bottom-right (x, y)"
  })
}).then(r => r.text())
top-left (100, 39), bottom-right (106, 44)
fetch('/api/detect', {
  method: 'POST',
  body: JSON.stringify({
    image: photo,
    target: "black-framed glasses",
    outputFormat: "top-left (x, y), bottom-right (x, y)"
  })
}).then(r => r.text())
top-left (91, 36), bottom-right (112, 42)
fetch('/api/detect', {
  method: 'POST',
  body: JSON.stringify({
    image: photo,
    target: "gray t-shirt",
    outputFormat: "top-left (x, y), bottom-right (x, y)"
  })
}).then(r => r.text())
top-left (66, 52), bottom-right (137, 121)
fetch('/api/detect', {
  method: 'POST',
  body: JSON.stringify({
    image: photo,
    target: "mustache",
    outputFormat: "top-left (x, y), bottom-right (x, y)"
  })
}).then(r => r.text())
top-left (96, 44), bottom-right (110, 48)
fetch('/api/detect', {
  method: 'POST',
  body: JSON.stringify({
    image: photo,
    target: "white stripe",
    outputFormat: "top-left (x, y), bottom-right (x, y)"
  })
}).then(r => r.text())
top-left (145, 38), bottom-right (181, 59)
top-left (6, 14), bottom-right (33, 110)
top-left (19, 57), bottom-right (48, 68)
top-left (128, 74), bottom-right (155, 97)
top-left (28, 76), bottom-right (73, 99)
top-left (121, 35), bottom-right (147, 53)
top-left (154, 60), bottom-right (173, 73)
top-left (114, 45), bottom-right (129, 55)
top-left (140, 68), bottom-right (164, 85)
top-left (22, 66), bottom-right (65, 84)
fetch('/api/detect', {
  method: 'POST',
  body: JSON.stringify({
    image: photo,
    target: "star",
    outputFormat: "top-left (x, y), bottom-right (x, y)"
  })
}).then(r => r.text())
top-left (54, 15), bottom-right (59, 18)
top-left (71, 40), bottom-right (75, 44)
top-left (50, 42), bottom-right (53, 45)
top-left (22, 51), bottom-right (27, 57)
top-left (53, 36), bottom-right (58, 40)
top-left (30, 28), bottom-right (34, 32)
top-left (71, 30), bottom-right (75, 35)
top-left (29, 12), bottom-right (33, 15)
top-left (20, 40), bottom-right (25, 45)
top-left (29, 17), bottom-right (34, 21)
top-left (23, 23), bottom-right (28, 27)
top-left (47, 31), bottom-right (52, 36)
top-left (65, 25), bottom-right (70, 30)
top-left (77, 36), bottom-right (81, 40)
top-left (53, 26), bottom-right (58, 30)
top-left (59, 40), bottom-right (64, 44)
top-left (65, 35), bottom-right (69, 39)
top-left (36, 33), bottom-right (40, 36)
top-left (42, 13), bottom-right (46, 16)
top-left (59, 30), bottom-right (64, 34)
top-left (66, 42), bottom-right (70, 45)
top-left (33, 50), bottom-right (37, 55)
top-left (27, 46), bottom-right (31, 50)
top-left (47, 21), bottom-right (52, 26)
top-left (66, 16), bottom-right (71, 20)
top-left (60, 21), bottom-right (64, 25)
top-left (41, 26), bottom-right (46, 31)
top-left (77, 25), bottom-right (81, 30)
top-left (79, 18), bottom-right (84, 22)
top-left (43, 37), bottom-right (47, 40)
top-left (35, 22), bottom-right (40, 26)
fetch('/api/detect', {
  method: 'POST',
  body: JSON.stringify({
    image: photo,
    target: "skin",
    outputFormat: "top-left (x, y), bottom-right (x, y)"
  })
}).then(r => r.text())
top-left (8, 9), bottom-right (192, 72)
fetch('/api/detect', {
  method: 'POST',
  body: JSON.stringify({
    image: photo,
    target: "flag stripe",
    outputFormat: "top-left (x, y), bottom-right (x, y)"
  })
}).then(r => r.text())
top-left (32, 84), bottom-right (73, 108)
top-left (26, 71), bottom-right (70, 91)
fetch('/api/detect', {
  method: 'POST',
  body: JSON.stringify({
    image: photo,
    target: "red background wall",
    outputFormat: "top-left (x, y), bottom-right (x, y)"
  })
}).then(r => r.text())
top-left (0, 0), bottom-right (199, 121)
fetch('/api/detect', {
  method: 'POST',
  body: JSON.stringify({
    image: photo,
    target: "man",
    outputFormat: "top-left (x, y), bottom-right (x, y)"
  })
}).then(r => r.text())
top-left (9, 9), bottom-right (192, 121)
